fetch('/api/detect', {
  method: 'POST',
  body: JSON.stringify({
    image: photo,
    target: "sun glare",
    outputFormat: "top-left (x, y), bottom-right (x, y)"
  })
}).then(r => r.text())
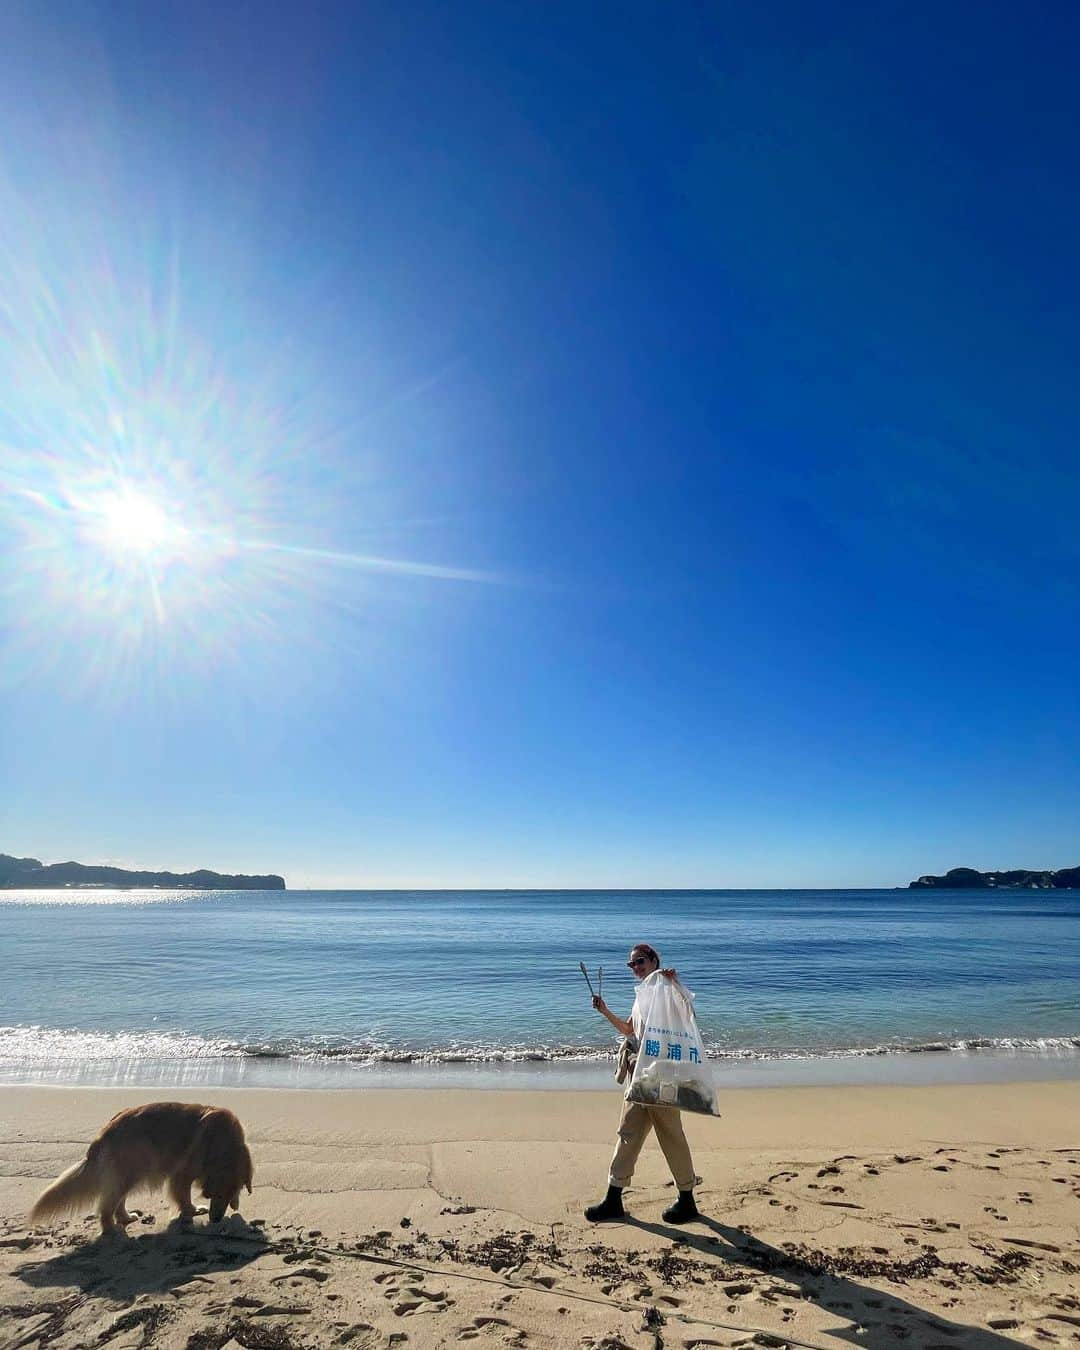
top-left (95, 490), bottom-right (175, 555)
top-left (0, 167), bottom-right (496, 699)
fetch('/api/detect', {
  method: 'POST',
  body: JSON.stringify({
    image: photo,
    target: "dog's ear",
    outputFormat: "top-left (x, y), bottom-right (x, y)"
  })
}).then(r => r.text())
top-left (189, 1110), bottom-right (237, 1179)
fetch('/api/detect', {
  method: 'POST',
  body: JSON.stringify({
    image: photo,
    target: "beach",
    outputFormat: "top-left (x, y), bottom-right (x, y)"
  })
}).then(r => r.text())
top-left (3, 1080), bottom-right (1079, 1348)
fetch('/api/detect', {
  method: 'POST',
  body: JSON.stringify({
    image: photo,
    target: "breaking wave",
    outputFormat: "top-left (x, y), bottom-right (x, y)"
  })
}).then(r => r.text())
top-left (2, 1024), bottom-right (1078, 1069)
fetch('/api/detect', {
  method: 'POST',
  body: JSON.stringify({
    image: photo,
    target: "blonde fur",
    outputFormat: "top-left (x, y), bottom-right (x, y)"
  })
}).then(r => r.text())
top-left (29, 1102), bottom-right (253, 1235)
top-left (29, 1158), bottom-right (100, 1222)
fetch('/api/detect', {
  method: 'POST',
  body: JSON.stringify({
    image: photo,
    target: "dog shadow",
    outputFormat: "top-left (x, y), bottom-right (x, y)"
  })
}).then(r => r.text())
top-left (625, 1215), bottom-right (1026, 1350)
top-left (16, 1214), bottom-right (270, 1299)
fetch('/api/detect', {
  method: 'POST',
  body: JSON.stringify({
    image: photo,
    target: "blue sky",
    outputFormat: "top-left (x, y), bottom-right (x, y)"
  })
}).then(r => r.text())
top-left (1, 2), bottom-right (1077, 888)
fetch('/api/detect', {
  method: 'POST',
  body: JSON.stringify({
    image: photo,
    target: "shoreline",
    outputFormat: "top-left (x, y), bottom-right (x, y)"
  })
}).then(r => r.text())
top-left (2, 1079), bottom-right (1078, 1348)
top-left (2, 1040), bottom-right (1080, 1092)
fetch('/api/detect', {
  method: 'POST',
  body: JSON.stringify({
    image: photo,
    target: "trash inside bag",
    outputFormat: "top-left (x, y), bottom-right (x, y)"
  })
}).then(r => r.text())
top-left (625, 970), bottom-right (720, 1116)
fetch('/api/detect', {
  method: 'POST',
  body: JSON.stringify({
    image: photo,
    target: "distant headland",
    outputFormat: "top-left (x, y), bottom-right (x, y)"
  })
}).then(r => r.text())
top-left (909, 866), bottom-right (1080, 890)
top-left (0, 852), bottom-right (285, 890)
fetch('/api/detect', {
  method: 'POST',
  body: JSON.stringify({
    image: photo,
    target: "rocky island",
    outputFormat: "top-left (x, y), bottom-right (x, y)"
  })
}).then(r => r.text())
top-left (910, 865), bottom-right (1080, 889)
top-left (0, 852), bottom-right (285, 890)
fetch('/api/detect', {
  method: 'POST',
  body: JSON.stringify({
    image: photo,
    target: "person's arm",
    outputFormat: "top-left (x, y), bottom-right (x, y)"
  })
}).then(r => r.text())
top-left (592, 995), bottom-right (634, 1038)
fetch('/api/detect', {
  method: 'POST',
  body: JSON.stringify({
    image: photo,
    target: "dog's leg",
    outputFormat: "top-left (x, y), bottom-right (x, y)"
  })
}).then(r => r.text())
top-left (98, 1186), bottom-right (126, 1235)
top-left (169, 1174), bottom-right (197, 1220)
top-left (113, 1198), bottom-right (135, 1227)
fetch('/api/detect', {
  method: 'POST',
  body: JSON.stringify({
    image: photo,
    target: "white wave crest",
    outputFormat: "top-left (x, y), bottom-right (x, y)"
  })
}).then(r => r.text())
top-left (0, 1024), bottom-right (244, 1063)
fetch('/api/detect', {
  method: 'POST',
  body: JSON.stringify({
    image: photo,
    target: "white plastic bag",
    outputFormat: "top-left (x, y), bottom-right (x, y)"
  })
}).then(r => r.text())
top-left (626, 970), bottom-right (719, 1116)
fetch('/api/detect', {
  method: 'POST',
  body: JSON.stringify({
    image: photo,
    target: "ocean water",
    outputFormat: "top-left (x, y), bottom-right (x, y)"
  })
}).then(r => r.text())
top-left (1, 888), bottom-right (1078, 1090)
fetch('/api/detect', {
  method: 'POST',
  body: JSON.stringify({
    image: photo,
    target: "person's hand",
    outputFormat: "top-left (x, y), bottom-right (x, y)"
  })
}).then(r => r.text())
top-left (661, 968), bottom-right (677, 980)
top-left (592, 995), bottom-right (608, 1014)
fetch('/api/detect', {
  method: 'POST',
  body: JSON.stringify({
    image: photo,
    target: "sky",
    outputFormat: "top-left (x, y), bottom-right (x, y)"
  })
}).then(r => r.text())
top-left (1, 1), bottom-right (1078, 889)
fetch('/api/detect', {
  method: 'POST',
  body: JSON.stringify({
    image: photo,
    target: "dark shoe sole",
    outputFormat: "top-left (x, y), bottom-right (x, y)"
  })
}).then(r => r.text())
top-left (584, 1209), bottom-right (626, 1223)
top-left (662, 1208), bottom-right (700, 1224)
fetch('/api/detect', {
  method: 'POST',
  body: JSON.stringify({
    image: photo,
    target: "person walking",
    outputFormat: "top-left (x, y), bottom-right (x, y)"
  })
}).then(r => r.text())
top-left (585, 942), bottom-right (700, 1224)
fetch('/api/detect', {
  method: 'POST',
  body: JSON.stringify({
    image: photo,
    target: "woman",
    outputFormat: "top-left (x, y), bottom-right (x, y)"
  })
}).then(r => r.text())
top-left (586, 942), bottom-right (700, 1224)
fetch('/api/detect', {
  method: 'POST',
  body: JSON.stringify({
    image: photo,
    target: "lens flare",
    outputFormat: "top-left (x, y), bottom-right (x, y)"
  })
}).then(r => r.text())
top-left (0, 150), bottom-right (501, 702)
top-left (93, 489), bottom-right (175, 556)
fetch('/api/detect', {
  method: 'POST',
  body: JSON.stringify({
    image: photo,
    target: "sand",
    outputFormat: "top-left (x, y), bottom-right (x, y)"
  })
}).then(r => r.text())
top-left (1, 1080), bottom-right (1078, 1348)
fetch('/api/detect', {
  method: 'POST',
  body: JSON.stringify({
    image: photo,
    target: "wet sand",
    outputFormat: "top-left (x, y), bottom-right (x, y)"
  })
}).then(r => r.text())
top-left (2, 1081), bottom-right (1078, 1348)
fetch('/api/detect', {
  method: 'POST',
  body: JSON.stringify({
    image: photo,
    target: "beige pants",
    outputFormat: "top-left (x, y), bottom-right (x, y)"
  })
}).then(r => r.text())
top-left (608, 1099), bottom-right (697, 1191)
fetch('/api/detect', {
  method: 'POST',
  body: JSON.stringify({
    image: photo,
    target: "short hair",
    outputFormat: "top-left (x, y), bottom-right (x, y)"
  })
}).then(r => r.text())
top-left (630, 943), bottom-right (660, 964)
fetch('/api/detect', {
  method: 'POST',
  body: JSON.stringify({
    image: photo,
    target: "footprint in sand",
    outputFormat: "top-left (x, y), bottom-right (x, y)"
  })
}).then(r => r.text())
top-left (516, 1260), bottom-right (559, 1289)
top-left (458, 1314), bottom-right (527, 1342)
top-left (271, 1265), bottom-right (330, 1286)
top-left (396, 1288), bottom-right (453, 1317)
top-left (380, 1274), bottom-right (453, 1317)
top-left (334, 1323), bottom-right (377, 1346)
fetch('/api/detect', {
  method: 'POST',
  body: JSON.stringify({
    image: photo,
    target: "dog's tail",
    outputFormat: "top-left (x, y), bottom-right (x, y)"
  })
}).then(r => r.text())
top-left (29, 1154), bottom-right (101, 1224)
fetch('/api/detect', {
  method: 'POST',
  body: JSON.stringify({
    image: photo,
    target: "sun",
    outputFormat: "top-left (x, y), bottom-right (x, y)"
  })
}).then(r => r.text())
top-left (95, 489), bottom-right (176, 555)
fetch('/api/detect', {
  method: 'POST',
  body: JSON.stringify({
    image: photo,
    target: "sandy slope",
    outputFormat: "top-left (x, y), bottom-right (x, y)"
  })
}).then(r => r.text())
top-left (1, 1081), bottom-right (1078, 1349)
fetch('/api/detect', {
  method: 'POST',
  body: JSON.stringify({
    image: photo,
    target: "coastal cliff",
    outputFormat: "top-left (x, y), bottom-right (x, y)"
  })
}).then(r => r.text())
top-left (0, 853), bottom-right (285, 890)
top-left (910, 866), bottom-right (1080, 889)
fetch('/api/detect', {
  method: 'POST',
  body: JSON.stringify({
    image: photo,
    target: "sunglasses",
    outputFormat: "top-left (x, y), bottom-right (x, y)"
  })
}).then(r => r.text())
top-left (627, 956), bottom-right (652, 969)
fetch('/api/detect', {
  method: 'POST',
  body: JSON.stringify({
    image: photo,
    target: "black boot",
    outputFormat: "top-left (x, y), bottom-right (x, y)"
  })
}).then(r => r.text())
top-left (584, 1184), bottom-right (625, 1222)
top-left (662, 1190), bottom-right (699, 1224)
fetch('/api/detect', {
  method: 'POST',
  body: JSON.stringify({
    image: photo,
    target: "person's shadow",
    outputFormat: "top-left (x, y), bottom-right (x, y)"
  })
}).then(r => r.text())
top-left (624, 1215), bottom-right (1026, 1349)
top-left (16, 1215), bottom-right (270, 1300)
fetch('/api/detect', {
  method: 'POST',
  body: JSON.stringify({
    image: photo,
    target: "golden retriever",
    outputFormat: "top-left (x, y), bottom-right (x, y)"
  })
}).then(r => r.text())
top-left (29, 1102), bottom-right (253, 1234)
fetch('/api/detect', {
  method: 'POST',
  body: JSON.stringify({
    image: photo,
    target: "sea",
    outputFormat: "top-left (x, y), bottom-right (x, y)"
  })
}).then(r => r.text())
top-left (2, 888), bottom-right (1078, 1091)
